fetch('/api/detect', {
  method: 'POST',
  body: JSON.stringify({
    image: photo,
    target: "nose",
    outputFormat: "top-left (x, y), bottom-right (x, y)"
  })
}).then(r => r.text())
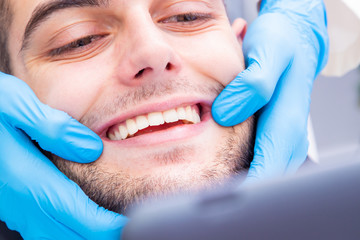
top-left (117, 14), bottom-right (181, 85)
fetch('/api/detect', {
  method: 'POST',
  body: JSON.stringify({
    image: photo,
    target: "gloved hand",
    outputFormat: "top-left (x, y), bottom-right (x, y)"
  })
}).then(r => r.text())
top-left (0, 72), bottom-right (127, 239)
top-left (212, 0), bottom-right (329, 181)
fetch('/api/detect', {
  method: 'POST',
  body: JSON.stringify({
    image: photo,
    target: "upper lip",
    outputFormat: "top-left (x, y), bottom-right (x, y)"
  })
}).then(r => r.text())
top-left (95, 97), bottom-right (213, 138)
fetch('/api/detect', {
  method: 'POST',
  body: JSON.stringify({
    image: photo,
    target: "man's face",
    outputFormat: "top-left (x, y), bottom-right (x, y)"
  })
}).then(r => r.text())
top-left (8, 0), bottom-right (254, 213)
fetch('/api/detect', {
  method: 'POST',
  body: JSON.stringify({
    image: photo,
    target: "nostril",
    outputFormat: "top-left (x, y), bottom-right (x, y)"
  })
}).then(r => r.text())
top-left (135, 69), bottom-right (145, 78)
top-left (135, 63), bottom-right (172, 79)
top-left (166, 63), bottom-right (172, 70)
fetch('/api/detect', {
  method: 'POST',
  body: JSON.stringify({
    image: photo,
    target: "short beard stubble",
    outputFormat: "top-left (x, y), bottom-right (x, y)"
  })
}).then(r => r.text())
top-left (50, 78), bottom-right (256, 214)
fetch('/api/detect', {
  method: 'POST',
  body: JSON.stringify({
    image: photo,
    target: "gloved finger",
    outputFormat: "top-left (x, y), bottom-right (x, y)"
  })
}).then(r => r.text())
top-left (55, 184), bottom-right (128, 239)
top-left (212, 14), bottom-right (296, 127)
top-left (0, 124), bottom-right (126, 239)
top-left (259, 1), bottom-right (329, 76)
top-left (246, 113), bottom-right (309, 183)
top-left (39, 174), bottom-right (127, 240)
top-left (212, 61), bottom-right (284, 127)
top-left (0, 72), bottom-right (102, 163)
top-left (245, 50), bottom-right (314, 182)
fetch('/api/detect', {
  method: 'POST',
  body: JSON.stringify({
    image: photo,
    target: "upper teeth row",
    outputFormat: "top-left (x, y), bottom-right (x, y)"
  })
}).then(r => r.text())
top-left (108, 105), bottom-right (201, 141)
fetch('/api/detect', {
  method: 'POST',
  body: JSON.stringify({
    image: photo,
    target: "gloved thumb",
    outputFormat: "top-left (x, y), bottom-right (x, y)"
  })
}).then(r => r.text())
top-left (0, 73), bottom-right (102, 163)
top-left (212, 63), bottom-right (269, 126)
top-left (212, 58), bottom-right (290, 127)
top-left (212, 13), bottom-right (295, 127)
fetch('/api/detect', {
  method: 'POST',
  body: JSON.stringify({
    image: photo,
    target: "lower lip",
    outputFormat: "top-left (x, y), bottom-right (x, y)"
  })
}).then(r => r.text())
top-left (102, 111), bottom-right (212, 148)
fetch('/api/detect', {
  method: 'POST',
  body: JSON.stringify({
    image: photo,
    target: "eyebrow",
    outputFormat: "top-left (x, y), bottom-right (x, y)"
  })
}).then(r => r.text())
top-left (21, 0), bottom-right (110, 51)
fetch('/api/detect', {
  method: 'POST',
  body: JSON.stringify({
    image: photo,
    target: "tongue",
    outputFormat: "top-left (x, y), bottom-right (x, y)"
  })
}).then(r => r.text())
top-left (133, 120), bottom-right (190, 138)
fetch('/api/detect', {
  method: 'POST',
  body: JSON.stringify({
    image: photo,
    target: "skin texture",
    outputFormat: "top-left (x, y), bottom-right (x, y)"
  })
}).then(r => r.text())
top-left (0, 0), bottom-right (12, 74)
top-left (7, 0), bottom-right (254, 214)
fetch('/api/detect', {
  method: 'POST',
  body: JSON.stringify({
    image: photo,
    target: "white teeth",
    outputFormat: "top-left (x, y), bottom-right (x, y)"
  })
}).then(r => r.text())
top-left (108, 133), bottom-right (116, 141)
top-left (119, 125), bottom-right (128, 140)
top-left (148, 112), bottom-right (164, 126)
top-left (107, 105), bottom-right (201, 141)
top-left (136, 115), bottom-right (149, 130)
top-left (163, 109), bottom-right (178, 123)
top-left (126, 119), bottom-right (138, 136)
top-left (177, 107), bottom-right (186, 120)
top-left (185, 106), bottom-right (193, 122)
top-left (115, 129), bottom-right (122, 141)
top-left (192, 109), bottom-right (201, 123)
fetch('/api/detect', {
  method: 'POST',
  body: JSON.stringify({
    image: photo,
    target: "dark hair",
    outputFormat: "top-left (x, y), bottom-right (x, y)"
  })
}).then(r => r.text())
top-left (0, 0), bottom-right (12, 74)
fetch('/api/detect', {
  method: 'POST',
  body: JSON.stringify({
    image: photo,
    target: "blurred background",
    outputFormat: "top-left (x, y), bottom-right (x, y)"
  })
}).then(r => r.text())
top-left (312, 68), bottom-right (360, 163)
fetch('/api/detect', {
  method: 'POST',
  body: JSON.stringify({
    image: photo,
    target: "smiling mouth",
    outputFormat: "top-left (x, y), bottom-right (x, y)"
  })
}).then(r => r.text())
top-left (106, 104), bottom-right (202, 141)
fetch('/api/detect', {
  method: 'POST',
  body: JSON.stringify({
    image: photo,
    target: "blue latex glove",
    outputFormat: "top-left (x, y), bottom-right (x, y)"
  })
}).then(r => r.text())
top-left (0, 72), bottom-right (128, 239)
top-left (212, 0), bottom-right (329, 180)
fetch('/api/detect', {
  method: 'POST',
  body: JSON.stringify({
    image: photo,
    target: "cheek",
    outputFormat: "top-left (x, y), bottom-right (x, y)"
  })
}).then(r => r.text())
top-left (177, 33), bottom-right (245, 87)
top-left (201, 47), bottom-right (244, 86)
top-left (25, 61), bottom-right (112, 120)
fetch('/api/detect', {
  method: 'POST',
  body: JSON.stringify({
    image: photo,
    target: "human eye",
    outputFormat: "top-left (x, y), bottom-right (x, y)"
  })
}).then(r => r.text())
top-left (49, 34), bottom-right (109, 57)
top-left (160, 12), bottom-right (214, 25)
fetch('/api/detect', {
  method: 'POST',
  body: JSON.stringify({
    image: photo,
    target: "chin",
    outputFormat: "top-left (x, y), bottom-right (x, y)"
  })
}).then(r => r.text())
top-left (50, 116), bottom-right (255, 214)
